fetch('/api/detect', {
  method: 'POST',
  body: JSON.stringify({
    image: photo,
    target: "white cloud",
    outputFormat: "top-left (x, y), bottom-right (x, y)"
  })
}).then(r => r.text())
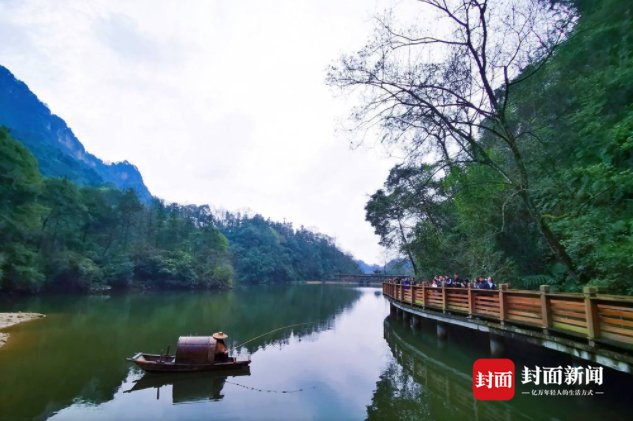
top-left (0, 0), bottom-right (402, 264)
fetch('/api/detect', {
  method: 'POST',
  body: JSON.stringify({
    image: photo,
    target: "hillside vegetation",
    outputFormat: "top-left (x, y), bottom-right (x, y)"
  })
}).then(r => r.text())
top-left (332, 0), bottom-right (633, 293)
top-left (0, 128), bottom-right (359, 293)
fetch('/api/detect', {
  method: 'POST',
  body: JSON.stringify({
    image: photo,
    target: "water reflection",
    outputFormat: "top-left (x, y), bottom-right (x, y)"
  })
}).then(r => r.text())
top-left (369, 318), bottom-right (531, 421)
top-left (0, 285), bottom-right (362, 420)
top-left (4, 287), bottom-right (632, 420)
top-left (124, 368), bottom-right (251, 404)
top-left (47, 287), bottom-right (390, 420)
top-left (369, 315), bottom-right (633, 421)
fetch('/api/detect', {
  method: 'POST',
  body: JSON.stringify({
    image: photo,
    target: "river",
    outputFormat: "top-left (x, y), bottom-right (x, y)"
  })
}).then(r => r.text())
top-left (0, 285), bottom-right (631, 420)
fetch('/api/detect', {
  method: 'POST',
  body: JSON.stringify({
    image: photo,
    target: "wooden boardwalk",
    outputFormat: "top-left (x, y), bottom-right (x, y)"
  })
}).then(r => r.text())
top-left (383, 282), bottom-right (633, 373)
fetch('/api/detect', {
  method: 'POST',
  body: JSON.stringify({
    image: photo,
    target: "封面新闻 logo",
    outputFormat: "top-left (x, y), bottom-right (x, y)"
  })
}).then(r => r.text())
top-left (473, 358), bottom-right (515, 400)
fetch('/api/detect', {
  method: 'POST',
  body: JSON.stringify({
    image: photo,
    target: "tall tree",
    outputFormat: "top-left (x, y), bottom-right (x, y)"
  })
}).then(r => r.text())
top-left (0, 127), bottom-right (44, 291)
top-left (366, 164), bottom-right (448, 275)
top-left (328, 0), bottom-right (580, 277)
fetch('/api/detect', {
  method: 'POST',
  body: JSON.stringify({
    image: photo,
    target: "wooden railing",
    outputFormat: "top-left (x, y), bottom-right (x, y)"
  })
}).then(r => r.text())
top-left (383, 282), bottom-right (633, 349)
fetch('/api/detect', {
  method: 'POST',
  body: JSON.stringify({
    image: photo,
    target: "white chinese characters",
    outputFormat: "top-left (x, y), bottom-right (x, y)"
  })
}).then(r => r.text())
top-left (521, 365), bottom-right (603, 386)
top-left (475, 370), bottom-right (513, 389)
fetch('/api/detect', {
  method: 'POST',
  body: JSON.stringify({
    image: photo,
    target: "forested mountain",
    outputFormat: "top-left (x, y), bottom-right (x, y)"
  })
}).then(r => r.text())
top-left (220, 214), bottom-right (360, 283)
top-left (0, 65), bottom-right (362, 293)
top-left (0, 127), bottom-right (232, 292)
top-left (0, 128), bottom-right (361, 292)
top-left (331, 0), bottom-right (633, 293)
top-left (356, 260), bottom-right (382, 274)
top-left (0, 65), bottom-right (152, 202)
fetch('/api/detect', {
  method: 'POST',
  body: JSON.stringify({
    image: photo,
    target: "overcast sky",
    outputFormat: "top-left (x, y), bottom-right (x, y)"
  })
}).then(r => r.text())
top-left (0, 0), bottom-right (408, 265)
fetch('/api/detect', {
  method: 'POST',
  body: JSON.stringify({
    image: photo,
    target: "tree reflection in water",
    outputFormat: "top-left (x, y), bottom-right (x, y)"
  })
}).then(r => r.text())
top-left (368, 317), bottom-right (534, 421)
top-left (370, 314), bottom-right (633, 421)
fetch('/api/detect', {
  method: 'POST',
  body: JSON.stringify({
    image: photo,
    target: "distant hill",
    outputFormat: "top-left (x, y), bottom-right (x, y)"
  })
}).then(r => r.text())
top-left (356, 259), bottom-right (382, 274)
top-left (220, 214), bottom-right (362, 283)
top-left (0, 63), bottom-right (369, 291)
top-left (0, 65), bottom-right (151, 202)
top-left (356, 257), bottom-right (414, 276)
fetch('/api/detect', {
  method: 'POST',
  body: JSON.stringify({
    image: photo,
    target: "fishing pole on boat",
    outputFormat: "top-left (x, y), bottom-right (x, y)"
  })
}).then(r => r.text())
top-left (232, 321), bottom-right (317, 350)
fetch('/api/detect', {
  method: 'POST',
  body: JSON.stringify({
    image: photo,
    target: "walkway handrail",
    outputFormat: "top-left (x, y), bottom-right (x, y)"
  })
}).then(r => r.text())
top-left (383, 282), bottom-right (633, 350)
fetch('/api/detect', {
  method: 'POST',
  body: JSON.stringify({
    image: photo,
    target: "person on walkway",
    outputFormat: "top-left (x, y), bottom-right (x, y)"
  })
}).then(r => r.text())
top-left (452, 273), bottom-right (461, 287)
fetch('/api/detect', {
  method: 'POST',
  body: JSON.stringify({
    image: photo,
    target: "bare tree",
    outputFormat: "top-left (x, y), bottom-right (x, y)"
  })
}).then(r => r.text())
top-left (328, 0), bottom-right (579, 277)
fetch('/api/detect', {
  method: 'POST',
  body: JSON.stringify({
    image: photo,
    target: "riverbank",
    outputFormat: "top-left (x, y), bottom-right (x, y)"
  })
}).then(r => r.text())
top-left (0, 312), bottom-right (45, 349)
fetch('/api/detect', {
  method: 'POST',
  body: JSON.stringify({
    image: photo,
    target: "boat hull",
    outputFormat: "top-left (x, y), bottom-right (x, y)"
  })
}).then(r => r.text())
top-left (127, 352), bottom-right (251, 373)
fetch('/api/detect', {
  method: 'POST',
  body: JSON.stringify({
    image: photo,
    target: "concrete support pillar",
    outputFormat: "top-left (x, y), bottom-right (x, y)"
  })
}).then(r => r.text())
top-left (402, 310), bottom-right (410, 325)
top-left (411, 315), bottom-right (420, 330)
top-left (436, 322), bottom-right (448, 340)
top-left (490, 334), bottom-right (505, 357)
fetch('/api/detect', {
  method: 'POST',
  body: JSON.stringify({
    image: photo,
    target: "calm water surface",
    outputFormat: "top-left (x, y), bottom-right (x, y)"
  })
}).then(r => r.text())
top-left (0, 285), bottom-right (632, 420)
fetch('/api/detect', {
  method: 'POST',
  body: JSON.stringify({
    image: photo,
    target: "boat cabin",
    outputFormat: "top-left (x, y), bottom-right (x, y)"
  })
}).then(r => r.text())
top-left (175, 336), bottom-right (220, 364)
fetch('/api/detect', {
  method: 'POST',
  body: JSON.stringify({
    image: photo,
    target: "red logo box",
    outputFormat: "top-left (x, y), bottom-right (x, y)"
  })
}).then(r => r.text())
top-left (472, 358), bottom-right (515, 400)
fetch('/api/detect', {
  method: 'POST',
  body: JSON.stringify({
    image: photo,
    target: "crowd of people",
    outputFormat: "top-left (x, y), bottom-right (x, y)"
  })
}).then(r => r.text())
top-left (430, 274), bottom-right (497, 289)
top-left (394, 273), bottom-right (498, 289)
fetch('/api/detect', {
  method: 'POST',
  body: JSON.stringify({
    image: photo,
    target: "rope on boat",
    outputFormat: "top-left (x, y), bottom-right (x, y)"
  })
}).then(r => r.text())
top-left (225, 380), bottom-right (312, 394)
top-left (233, 322), bottom-right (317, 349)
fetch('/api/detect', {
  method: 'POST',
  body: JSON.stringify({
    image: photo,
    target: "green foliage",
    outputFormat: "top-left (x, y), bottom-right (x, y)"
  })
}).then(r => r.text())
top-left (46, 252), bottom-right (103, 291)
top-left (518, 274), bottom-right (556, 290)
top-left (101, 257), bottom-right (134, 288)
top-left (0, 127), bottom-right (44, 291)
top-left (523, 0), bottom-right (633, 292)
top-left (365, 1), bottom-right (633, 293)
top-left (220, 214), bottom-right (361, 284)
top-left (0, 129), bottom-right (234, 292)
top-left (0, 128), bottom-right (359, 293)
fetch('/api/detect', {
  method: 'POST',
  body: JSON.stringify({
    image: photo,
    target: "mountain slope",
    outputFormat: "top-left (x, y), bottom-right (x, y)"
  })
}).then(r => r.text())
top-left (0, 65), bottom-right (151, 202)
top-left (356, 258), bottom-right (414, 275)
top-left (356, 259), bottom-right (382, 274)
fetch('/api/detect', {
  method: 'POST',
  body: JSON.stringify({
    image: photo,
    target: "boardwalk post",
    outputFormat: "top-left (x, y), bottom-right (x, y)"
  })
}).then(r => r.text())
top-left (499, 284), bottom-right (508, 326)
top-left (540, 285), bottom-right (551, 333)
top-left (467, 283), bottom-right (473, 317)
top-left (442, 285), bottom-right (447, 313)
top-left (411, 285), bottom-right (415, 305)
top-left (584, 286), bottom-right (599, 346)
top-left (422, 283), bottom-right (426, 309)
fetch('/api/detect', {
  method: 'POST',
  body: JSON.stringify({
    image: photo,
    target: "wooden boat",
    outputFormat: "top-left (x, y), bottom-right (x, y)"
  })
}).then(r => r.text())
top-left (127, 335), bottom-right (251, 373)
